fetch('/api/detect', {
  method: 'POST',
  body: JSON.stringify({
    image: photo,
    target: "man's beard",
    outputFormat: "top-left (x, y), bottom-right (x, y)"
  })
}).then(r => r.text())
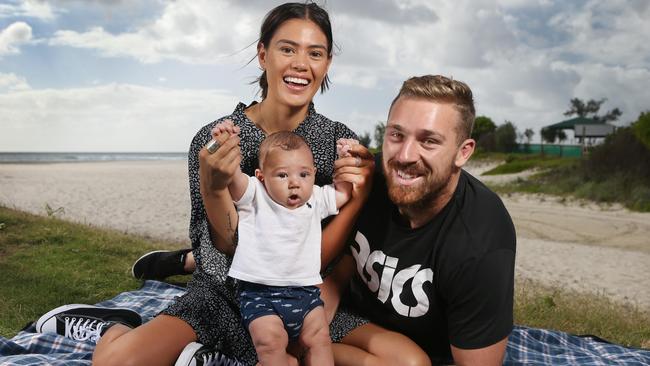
top-left (383, 159), bottom-right (454, 210)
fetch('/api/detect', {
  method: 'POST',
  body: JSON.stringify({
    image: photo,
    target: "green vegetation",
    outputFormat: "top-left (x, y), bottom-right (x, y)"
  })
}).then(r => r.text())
top-left (1, 206), bottom-right (649, 348)
top-left (482, 112), bottom-right (650, 212)
top-left (0, 206), bottom-right (188, 337)
top-left (482, 154), bottom-right (578, 175)
top-left (515, 279), bottom-right (650, 348)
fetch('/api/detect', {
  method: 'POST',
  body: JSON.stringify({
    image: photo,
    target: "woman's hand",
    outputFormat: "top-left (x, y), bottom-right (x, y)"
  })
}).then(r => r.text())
top-left (199, 120), bottom-right (241, 195)
top-left (333, 143), bottom-right (375, 204)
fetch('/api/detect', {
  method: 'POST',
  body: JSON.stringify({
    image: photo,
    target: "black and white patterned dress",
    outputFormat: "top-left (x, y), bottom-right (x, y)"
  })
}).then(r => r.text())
top-left (162, 102), bottom-right (368, 365)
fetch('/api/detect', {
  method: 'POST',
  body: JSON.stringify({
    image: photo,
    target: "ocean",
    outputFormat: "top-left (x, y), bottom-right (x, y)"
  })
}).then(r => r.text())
top-left (0, 152), bottom-right (187, 163)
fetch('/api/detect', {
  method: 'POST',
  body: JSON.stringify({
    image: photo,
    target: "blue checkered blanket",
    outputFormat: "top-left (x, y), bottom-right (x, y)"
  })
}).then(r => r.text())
top-left (1, 281), bottom-right (649, 365)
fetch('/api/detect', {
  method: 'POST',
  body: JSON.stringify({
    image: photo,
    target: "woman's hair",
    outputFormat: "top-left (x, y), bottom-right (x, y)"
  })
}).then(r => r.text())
top-left (256, 2), bottom-right (333, 99)
top-left (258, 131), bottom-right (313, 169)
top-left (389, 75), bottom-right (476, 144)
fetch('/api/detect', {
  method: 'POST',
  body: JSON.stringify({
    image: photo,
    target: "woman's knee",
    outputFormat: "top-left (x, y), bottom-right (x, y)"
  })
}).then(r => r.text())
top-left (93, 314), bottom-right (196, 366)
top-left (395, 348), bottom-right (432, 366)
top-left (93, 346), bottom-right (141, 366)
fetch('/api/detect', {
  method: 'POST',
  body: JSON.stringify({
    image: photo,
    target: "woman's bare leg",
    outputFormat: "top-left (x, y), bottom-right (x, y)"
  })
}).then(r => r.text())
top-left (184, 251), bottom-right (196, 272)
top-left (93, 314), bottom-right (197, 366)
top-left (334, 323), bottom-right (431, 366)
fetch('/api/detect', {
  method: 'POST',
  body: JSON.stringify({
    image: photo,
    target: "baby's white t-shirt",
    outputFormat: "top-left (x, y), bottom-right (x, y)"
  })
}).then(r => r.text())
top-left (228, 175), bottom-right (338, 286)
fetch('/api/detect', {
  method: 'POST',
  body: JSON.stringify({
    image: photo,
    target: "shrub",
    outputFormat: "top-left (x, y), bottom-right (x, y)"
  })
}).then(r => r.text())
top-left (633, 111), bottom-right (650, 150)
top-left (584, 127), bottom-right (650, 183)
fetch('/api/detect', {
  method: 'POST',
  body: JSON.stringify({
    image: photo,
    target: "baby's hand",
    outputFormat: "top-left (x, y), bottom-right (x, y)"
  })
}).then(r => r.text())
top-left (211, 119), bottom-right (240, 140)
top-left (336, 138), bottom-right (360, 159)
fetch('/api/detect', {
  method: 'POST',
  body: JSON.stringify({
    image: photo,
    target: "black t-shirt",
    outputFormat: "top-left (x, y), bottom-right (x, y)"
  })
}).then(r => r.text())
top-left (347, 156), bottom-right (516, 364)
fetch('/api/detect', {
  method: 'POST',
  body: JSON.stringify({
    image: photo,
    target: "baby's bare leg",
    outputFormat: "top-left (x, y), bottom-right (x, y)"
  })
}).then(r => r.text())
top-left (248, 315), bottom-right (291, 366)
top-left (299, 306), bottom-right (334, 366)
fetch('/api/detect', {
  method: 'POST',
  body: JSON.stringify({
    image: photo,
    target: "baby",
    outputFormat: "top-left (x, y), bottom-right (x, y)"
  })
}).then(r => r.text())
top-left (211, 120), bottom-right (357, 366)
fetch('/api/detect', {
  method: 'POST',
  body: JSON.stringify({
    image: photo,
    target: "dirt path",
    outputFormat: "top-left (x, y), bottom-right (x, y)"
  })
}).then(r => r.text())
top-left (465, 161), bottom-right (650, 310)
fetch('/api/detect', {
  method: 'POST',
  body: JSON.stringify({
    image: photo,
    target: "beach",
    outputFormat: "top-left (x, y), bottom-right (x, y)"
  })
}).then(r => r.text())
top-left (1, 160), bottom-right (649, 310)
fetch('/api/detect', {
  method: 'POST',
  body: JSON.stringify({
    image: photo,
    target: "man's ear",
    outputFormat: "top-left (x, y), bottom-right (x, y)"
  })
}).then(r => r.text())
top-left (455, 138), bottom-right (476, 168)
top-left (255, 168), bottom-right (264, 182)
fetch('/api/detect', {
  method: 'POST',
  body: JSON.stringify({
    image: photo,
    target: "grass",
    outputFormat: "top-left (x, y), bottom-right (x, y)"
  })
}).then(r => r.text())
top-left (481, 154), bottom-right (578, 175)
top-left (491, 167), bottom-right (650, 212)
top-left (515, 279), bottom-right (650, 349)
top-left (0, 205), bottom-right (187, 337)
top-left (478, 153), bottom-right (650, 212)
top-left (1, 206), bottom-right (649, 349)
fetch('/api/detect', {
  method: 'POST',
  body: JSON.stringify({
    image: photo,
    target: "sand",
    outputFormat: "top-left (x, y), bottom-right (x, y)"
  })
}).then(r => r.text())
top-left (1, 160), bottom-right (649, 310)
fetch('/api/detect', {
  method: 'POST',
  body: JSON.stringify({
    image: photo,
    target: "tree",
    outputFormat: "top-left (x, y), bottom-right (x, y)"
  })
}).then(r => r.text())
top-left (541, 127), bottom-right (558, 144)
top-left (633, 111), bottom-right (650, 150)
top-left (472, 116), bottom-right (497, 152)
top-left (557, 130), bottom-right (567, 144)
top-left (471, 116), bottom-right (496, 141)
top-left (494, 121), bottom-right (518, 153)
top-left (358, 132), bottom-right (371, 148)
top-left (373, 121), bottom-right (386, 149)
top-left (564, 97), bottom-right (622, 123)
top-left (524, 128), bottom-right (534, 144)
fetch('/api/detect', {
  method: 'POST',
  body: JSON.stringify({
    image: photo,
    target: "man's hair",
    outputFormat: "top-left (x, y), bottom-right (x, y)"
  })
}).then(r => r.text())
top-left (258, 131), bottom-right (313, 169)
top-left (389, 75), bottom-right (475, 144)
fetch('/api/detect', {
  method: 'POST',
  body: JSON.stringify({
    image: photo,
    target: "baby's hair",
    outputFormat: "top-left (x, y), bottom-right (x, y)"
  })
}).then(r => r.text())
top-left (258, 131), bottom-right (313, 169)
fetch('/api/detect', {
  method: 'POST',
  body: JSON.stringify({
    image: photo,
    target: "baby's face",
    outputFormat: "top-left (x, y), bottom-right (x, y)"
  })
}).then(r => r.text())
top-left (258, 147), bottom-right (316, 209)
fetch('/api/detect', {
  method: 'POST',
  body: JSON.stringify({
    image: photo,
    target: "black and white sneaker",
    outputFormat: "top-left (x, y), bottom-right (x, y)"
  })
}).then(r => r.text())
top-left (175, 342), bottom-right (244, 366)
top-left (131, 248), bottom-right (192, 280)
top-left (35, 304), bottom-right (142, 343)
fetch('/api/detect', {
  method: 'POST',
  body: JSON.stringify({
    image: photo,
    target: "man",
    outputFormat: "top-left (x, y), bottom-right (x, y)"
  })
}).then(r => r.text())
top-left (334, 75), bottom-right (516, 365)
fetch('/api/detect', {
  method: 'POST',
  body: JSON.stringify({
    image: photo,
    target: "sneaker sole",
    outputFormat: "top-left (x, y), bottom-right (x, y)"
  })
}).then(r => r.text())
top-left (174, 342), bottom-right (204, 366)
top-left (131, 250), bottom-right (170, 279)
top-left (36, 304), bottom-right (141, 333)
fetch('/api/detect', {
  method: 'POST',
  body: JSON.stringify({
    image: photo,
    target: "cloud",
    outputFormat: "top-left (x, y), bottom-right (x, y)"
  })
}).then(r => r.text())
top-left (0, 72), bottom-right (31, 92)
top-left (0, 0), bottom-right (58, 20)
top-left (0, 21), bottom-right (32, 56)
top-left (0, 82), bottom-right (239, 151)
top-left (8, 0), bottom-right (650, 145)
top-left (49, 0), bottom-right (261, 64)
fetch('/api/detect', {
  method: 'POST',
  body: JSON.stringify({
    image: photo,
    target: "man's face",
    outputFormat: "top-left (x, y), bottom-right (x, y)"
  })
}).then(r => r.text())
top-left (382, 97), bottom-right (469, 208)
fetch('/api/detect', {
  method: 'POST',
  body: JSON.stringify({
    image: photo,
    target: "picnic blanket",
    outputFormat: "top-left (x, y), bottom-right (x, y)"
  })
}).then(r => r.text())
top-left (1, 280), bottom-right (649, 365)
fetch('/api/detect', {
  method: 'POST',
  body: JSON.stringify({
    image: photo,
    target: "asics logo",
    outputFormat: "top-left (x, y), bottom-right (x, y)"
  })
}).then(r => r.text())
top-left (351, 231), bottom-right (433, 318)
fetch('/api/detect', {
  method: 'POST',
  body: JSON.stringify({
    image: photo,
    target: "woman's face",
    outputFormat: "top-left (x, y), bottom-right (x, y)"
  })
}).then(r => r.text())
top-left (258, 18), bottom-right (332, 108)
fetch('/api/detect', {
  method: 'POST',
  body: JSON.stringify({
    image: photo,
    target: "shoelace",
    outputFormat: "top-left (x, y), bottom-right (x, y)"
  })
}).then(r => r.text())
top-left (63, 316), bottom-right (107, 343)
top-left (201, 350), bottom-right (243, 366)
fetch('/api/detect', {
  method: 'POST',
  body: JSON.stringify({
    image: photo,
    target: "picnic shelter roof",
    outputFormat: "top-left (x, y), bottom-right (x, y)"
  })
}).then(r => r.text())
top-left (543, 117), bottom-right (603, 131)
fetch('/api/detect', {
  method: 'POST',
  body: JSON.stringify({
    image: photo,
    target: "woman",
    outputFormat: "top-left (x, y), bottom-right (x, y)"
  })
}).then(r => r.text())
top-left (38, 3), bottom-right (428, 365)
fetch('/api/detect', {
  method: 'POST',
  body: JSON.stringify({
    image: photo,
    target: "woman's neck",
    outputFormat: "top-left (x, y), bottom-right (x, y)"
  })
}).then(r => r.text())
top-left (246, 98), bottom-right (310, 135)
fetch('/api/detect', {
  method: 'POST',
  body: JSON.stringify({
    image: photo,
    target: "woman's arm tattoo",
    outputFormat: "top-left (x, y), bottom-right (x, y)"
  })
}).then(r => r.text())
top-left (226, 212), bottom-right (238, 249)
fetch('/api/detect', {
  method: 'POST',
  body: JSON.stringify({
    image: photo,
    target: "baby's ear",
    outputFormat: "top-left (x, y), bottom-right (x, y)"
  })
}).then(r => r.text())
top-left (255, 169), bottom-right (264, 182)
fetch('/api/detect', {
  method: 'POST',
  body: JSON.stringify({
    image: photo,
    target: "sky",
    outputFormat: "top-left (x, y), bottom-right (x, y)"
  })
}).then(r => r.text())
top-left (1, 0), bottom-right (649, 152)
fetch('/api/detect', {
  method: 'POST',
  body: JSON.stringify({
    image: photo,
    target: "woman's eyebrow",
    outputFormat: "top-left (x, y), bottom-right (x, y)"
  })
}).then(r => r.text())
top-left (276, 39), bottom-right (327, 50)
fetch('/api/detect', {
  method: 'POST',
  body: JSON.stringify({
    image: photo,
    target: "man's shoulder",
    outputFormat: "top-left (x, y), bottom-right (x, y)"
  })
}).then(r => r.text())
top-left (458, 169), bottom-right (512, 225)
top-left (442, 170), bottom-right (516, 257)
